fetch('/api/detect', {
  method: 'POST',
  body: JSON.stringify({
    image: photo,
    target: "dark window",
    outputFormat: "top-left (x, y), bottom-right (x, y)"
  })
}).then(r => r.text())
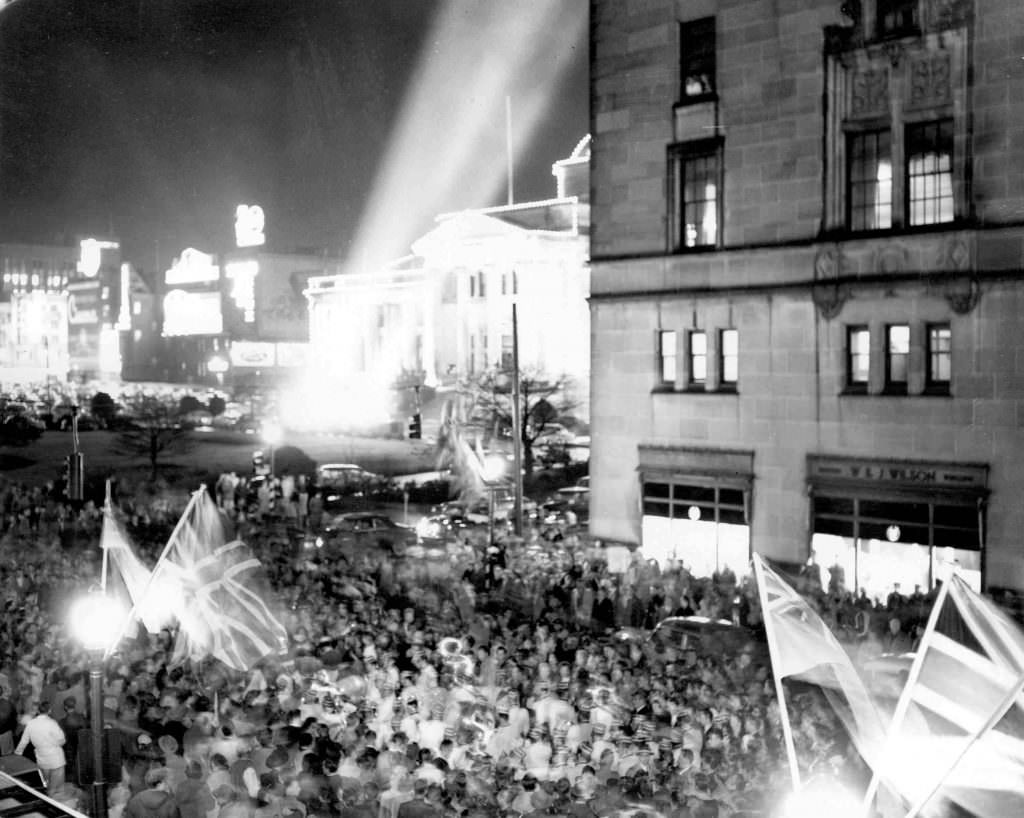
top-left (885, 324), bottom-right (909, 392)
top-left (906, 120), bottom-right (954, 226)
top-left (669, 141), bottom-right (721, 251)
top-left (847, 326), bottom-right (870, 390)
top-left (658, 330), bottom-right (677, 385)
top-left (679, 17), bottom-right (715, 102)
top-left (877, 0), bottom-right (919, 38)
top-left (720, 329), bottom-right (738, 389)
top-left (926, 323), bottom-right (951, 391)
top-left (689, 330), bottom-right (707, 388)
top-left (848, 130), bottom-right (893, 231)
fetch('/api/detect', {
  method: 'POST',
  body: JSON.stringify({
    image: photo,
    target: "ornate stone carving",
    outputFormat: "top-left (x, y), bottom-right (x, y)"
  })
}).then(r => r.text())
top-left (908, 53), bottom-right (952, 109)
top-left (850, 69), bottom-right (889, 117)
top-left (876, 244), bottom-right (909, 274)
top-left (944, 276), bottom-right (980, 314)
top-left (813, 246), bottom-right (849, 319)
top-left (939, 236), bottom-right (972, 271)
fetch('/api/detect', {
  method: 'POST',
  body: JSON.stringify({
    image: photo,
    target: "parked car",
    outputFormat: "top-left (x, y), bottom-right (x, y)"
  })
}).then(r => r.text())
top-left (317, 463), bottom-right (384, 495)
top-left (538, 486), bottom-right (590, 527)
top-left (319, 511), bottom-right (419, 556)
top-left (58, 412), bottom-right (100, 431)
top-left (179, 409), bottom-right (214, 429)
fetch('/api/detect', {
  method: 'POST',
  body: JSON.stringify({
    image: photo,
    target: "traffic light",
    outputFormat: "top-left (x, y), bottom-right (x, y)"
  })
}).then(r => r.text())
top-left (65, 452), bottom-right (84, 501)
top-left (408, 412), bottom-right (422, 440)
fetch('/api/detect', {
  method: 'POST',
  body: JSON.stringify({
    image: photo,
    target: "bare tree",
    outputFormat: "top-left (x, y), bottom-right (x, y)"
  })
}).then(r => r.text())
top-left (458, 367), bottom-right (578, 476)
top-left (117, 393), bottom-right (194, 480)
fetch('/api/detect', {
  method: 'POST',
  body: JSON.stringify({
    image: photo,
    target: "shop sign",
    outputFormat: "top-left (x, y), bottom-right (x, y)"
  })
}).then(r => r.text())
top-left (807, 455), bottom-right (988, 491)
top-left (229, 341), bottom-right (276, 368)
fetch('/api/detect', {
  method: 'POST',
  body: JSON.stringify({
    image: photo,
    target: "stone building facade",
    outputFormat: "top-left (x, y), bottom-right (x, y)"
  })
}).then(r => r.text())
top-left (589, 0), bottom-right (1024, 595)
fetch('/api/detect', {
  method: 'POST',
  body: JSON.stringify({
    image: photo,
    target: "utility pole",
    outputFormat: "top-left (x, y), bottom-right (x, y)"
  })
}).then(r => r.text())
top-left (511, 303), bottom-right (523, 536)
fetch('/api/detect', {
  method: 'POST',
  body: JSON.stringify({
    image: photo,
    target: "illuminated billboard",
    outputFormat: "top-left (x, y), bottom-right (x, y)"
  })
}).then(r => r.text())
top-left (162, 289), bottom-right (223, 336)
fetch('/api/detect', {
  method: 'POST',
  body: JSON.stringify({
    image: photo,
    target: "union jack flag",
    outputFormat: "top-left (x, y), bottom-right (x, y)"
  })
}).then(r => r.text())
top-left (158, 492), bottom-right (288, 671)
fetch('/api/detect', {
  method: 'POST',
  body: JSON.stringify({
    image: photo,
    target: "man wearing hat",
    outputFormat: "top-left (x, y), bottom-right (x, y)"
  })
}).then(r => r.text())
top-left (124, 767), bottom-right (179, 818)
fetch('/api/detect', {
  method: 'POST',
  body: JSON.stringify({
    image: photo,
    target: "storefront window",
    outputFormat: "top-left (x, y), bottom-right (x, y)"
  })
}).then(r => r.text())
top-left (811, 493), bottom-right (982, 599)
top-left (641, 478), bottom-right (750, 576)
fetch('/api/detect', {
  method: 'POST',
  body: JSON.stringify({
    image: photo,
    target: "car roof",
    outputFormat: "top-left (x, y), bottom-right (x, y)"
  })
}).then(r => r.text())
top-left (319, 463), bottom-right (365, 471)
top-left (334, 511), bottom-right (385, 520)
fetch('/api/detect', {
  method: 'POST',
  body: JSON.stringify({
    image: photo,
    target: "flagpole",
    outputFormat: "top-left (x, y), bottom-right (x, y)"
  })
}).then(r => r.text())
top-left (752, 554), bottom-right (802, 792)
top-left (902, 670), bottom-right (1024, 818)
top-left (103, 486), bottom-right (206, 660)
top-left (861, 575), bottom-right (952, 814)
top-left (101, 480), bottom-right (112, 595)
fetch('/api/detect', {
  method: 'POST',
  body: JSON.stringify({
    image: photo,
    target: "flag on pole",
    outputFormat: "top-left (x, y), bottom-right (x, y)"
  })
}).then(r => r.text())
top-left (753, 554), bottom-right (889, 794)
top-left (101, 502), bottom-right (175, 634)
top-left (871, 574), bottom-right (1024, 817)
top-left (153, 491), bottom-right (288, 671)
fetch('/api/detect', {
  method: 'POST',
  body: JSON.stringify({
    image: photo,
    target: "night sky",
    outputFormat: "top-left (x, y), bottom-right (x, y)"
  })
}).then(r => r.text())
top-left (0, 0), bottom-right (588, 272)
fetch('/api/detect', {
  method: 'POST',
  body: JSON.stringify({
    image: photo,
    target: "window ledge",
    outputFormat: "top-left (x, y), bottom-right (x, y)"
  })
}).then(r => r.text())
top-left (651, 386), bottom-right (739, 396)
top-left (826, 219), bottom-right (968, 241)
top-left (881, 384), bottom-right (908, 396)
top-left (922, 385), bottom-right (951, 397)
top-left (673, 94), bottom-right (717, 109)
top-left (840, 385), bottom-right (869, 396)
top-left (839, 390), bottom-right (953, 398)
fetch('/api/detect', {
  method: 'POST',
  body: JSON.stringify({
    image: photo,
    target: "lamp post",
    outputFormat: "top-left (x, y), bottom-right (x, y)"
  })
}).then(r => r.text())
top-left (263, 420), bottom-right (283, 477)
top-left (482, 454), bottom-right (507, 550)
top-left (69, 591), bottom-right (125, 818)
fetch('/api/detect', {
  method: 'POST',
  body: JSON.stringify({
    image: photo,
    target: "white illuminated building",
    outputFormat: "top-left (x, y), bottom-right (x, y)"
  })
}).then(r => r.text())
top-left (306, 136), bottom-right (591, 412)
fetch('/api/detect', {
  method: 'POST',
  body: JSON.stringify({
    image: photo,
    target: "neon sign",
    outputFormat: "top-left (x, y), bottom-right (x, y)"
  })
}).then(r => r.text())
top-left (77, 238), bottom-right (119, 278)
top-left (235, 204), bottom-right (266, 248)
top-left (226, 259), bottom-right (259, 323)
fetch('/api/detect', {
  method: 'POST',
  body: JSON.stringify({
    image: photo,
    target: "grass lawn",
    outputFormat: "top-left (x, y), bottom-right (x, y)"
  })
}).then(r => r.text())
top-left (0, 429), bottom-right (440, 493)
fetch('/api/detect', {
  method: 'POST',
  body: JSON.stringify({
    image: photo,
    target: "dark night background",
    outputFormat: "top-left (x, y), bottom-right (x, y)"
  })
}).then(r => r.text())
top-left (0, 0), bottom-right (589, 270)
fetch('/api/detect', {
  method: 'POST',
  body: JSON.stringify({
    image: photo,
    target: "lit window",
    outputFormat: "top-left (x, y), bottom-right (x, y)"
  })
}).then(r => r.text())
top-left (848, 130), bottom-right (892, 231)
top-left (927, 323), bottom-right (951, 391)
top-left (907, 120), bottom-right (954, 226)
top-left (689, 331), bottom-right (707, 387)
top-left (469, 274), bottom-right (476, 298)
top-left (886, 324), bottom-right (910, 392)
top-left (847, 326), bottom-right (870, 390)
top-left (720, 329), bottom-right (738, 388)
top-left (679, 17), bottom-right (715, 102)
top-left (669, 141), bottom-right (720, 251)
top-left (477, 271), bottom-right (487, 298)
top-left (877, 0), bottom-right (919, 38)
top-left (658, 330), bottom-right (677, 385)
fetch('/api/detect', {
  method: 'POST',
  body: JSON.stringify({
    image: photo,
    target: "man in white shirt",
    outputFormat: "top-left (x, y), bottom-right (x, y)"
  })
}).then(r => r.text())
top-left (15, 701), bottom-right (67, 791)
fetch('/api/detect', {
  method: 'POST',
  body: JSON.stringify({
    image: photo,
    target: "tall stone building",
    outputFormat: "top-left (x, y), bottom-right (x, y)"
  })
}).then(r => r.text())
top-left (589, 0), bottom-right (1024, 596)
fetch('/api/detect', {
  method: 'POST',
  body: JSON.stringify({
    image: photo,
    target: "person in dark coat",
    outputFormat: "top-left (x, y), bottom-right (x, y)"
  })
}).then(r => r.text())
top-left (175, 761), bottom-right (215, 818)
top-left (125, 767), bottom-right (180, 818)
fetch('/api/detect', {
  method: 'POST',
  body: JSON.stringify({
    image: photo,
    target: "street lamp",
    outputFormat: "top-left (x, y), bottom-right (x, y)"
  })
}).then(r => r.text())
top-left (207, 355), bottom-right (229, 388)
top-left (69, 591), bottom-right (125, 818)
top-left (482, 454), bottom-right (507, 550)
top-left (263, 421), bottom-right (283, 477)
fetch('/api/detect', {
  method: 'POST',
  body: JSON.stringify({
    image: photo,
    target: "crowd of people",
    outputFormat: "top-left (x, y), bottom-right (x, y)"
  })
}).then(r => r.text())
top-left (0, 472), bottom-right (965, 818)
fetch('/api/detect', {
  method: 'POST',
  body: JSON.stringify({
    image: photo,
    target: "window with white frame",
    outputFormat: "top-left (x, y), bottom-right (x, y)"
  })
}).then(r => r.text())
top-left (658, 330), bottom-right (677, 385)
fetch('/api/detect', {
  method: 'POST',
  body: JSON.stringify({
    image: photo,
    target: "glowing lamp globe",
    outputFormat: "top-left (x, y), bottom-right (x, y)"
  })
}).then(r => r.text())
top-left (70, 593), bottom-right (126, 652)
top-left (482, 454), bottom-right (507, 484)
top-left (262, 421), bottom-right (283, 446)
